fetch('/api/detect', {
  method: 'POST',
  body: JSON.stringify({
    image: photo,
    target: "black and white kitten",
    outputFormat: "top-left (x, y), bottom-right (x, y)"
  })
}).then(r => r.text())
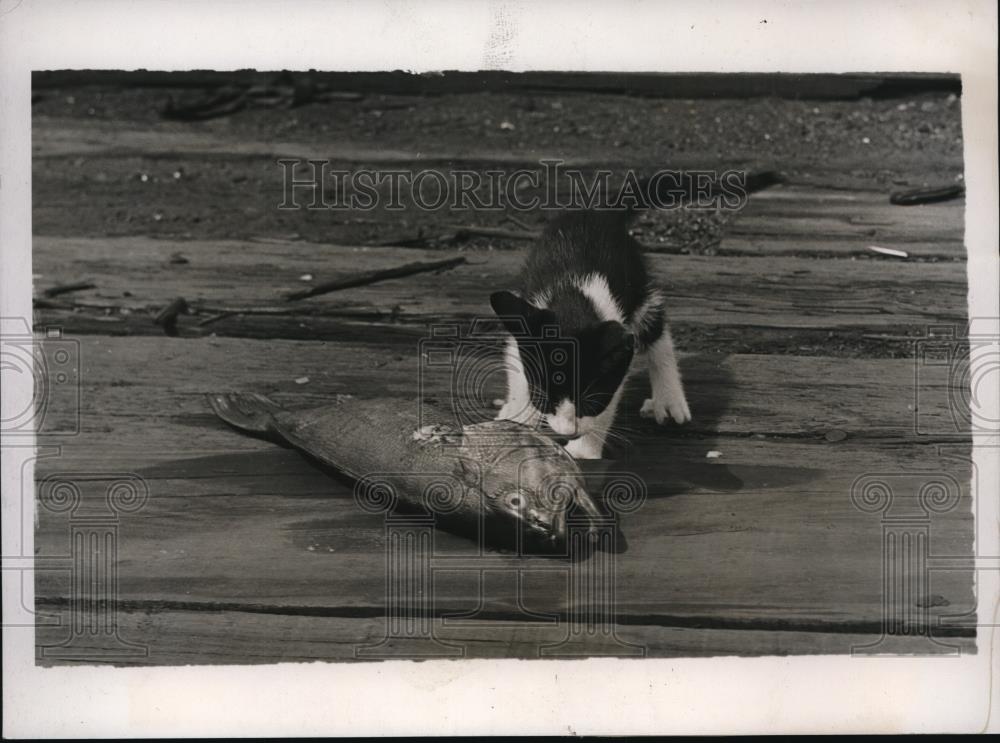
top-left (491, 209), bottom-right (690, 459)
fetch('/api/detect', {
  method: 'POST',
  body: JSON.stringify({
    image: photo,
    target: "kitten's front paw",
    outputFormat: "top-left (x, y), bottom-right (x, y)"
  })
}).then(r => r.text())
top-left (640, 396), bottom-right (692, 425)
top-left (564, 436), bottom-right (604, 460)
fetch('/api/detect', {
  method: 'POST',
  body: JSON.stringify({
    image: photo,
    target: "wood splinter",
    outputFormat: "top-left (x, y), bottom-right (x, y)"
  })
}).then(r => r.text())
top-left (286, 256), bottom-right (466, 301)
top-left (42, 280), bottom-right (96, 298)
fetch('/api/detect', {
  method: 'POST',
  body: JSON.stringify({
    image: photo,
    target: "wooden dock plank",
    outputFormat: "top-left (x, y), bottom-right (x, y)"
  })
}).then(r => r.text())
top-left (34, 336), bottom-right (975, 633)
top-left (729, 185), bottom-right (964, 246)
top-left (34, 481), bottom-right (974, 629)
top-left (32, 238), bottom-right (968, 339)
top-left (35, 608), bottom-right (973, 666)
top-left (714, 237), bottom-right (962, 259)
top-left (31, 120), bottom-right (622, 167)
top-left (34, 437), bottom-right (971, 501)
top-left (33, 472), bottom-right (975, 629)
top-left (31, 335), bottom-right (967, 443)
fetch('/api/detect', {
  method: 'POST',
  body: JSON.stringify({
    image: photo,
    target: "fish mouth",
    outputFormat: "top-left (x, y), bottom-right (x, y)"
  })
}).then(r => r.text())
top-left (523, 508), bottom-right (567, 542)
top-left (520, 485), bottom-right (602, 543)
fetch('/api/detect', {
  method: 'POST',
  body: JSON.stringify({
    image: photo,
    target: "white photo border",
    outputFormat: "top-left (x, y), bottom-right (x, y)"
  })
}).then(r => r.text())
top-left (2, 0), bottom-right (998, 736)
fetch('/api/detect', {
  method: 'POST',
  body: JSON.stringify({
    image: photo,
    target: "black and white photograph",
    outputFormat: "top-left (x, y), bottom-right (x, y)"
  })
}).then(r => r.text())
top-left (2, 1), bottom-right (998, 737)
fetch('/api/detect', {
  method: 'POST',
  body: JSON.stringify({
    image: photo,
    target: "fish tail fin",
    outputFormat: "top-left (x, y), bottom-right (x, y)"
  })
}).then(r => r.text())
top-left (207, 392), bottom-right (284, 435)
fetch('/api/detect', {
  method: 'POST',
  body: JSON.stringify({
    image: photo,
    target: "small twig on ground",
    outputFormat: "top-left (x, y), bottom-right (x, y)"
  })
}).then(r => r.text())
top-left (286, 256), bottom-right (467, 301)
top-left (447, 225), bottom-right (540, 242)
top-left (162, 87), bottom-right (248, 121)
top-left (504, 214), bottom-right (536, 232)
top-left (195, 305), bottom-right (309, 316)
top-left (34, 298), bottom-right (126, 311)
top-left (312, 91), bottom-right (366, 103)
top-left (32, 297), bottom-right (73, 310)
top-left (889, 184), bottom-right (965, 206)
top-left (42, 280), bottom-right (96, 298)
top-left (197, 311), bottom-right (237, 327)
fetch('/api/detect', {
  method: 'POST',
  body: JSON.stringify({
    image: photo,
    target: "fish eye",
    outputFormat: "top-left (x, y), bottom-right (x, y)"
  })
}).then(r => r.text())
top-left (505, 491), bottom-right (524, 509)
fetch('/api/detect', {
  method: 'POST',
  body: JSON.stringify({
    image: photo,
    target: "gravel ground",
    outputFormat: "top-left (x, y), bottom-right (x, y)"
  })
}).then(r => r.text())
top-left (32, 84), bottom-right (964, 247)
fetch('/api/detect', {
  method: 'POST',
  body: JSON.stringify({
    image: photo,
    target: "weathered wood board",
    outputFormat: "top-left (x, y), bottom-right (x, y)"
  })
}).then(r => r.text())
top-left (28, 335), bottom-right (972, 442)
top-left (728, 186), bottom-right (965, 250)
top-left (33, 232), bottom-right (967, 341)
top-left (33, 336), bottom-right (976, 661)
top-left (36, 609), bottom-right (973, 666)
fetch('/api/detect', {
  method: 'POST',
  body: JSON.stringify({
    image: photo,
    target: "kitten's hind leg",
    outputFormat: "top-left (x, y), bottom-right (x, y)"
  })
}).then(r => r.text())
top-left (639, 323), bottom-right (691, 425)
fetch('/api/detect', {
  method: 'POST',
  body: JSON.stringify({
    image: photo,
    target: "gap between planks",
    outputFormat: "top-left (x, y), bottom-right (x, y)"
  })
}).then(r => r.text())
top-left (35, 607), bottom-right (974, 666)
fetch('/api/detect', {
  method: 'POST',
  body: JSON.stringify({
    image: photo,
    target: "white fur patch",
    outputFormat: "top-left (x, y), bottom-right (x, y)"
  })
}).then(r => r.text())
top-left (495, 337), bottom-right (542, 426)
top-left (572, 273), bottom-right (624, 323)
top-left (530, 289), bottom-right (551, 309)
top-left (547, 399), bottom-right (578, 436)
top-left (630, 288), bottom-right (664, 336)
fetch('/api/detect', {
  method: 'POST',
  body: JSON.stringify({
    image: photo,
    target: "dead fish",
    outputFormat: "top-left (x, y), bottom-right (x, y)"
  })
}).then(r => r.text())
top-left (207, 393), bottom-right (602, 554)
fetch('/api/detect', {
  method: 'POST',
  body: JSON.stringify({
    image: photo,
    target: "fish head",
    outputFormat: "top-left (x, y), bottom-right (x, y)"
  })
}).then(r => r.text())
top-left (488, 480), bottom-right (602, 550)
top-left (492, 483), bottom-right (568, 542)
top-left (458, 423), bottom-right (603, 551)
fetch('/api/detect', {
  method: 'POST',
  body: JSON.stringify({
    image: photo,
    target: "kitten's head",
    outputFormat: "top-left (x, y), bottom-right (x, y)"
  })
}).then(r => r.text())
top-left (490, 291), bottom-right (634, 437)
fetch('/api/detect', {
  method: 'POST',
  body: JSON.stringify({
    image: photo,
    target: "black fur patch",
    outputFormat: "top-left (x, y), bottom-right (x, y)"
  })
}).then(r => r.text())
top-left (491, 210), bottom-right (658, 417)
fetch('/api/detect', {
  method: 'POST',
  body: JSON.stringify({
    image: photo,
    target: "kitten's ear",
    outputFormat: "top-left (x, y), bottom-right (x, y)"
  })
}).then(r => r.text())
top-left (491, 291), bottom-right (539, 336)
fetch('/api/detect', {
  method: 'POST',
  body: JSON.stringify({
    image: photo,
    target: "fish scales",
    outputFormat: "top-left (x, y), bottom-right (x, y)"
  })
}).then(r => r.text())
top-left (208, 393), bottom-right (601, 553)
